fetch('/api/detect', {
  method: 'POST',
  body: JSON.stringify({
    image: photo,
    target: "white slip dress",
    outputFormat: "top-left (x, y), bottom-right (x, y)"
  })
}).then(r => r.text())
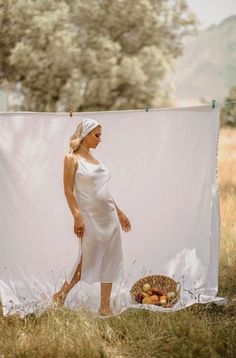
top-left (67, 155), bottom-right (124, 284)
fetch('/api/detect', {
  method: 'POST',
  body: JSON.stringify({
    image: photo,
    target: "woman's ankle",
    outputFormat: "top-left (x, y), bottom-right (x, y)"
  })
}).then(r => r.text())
top-left (99, 304), bottom-right (111, 311)
top-left (52, 291), bottom-right (67, 305)
top-left (98, 306), bottom-right (113, 316)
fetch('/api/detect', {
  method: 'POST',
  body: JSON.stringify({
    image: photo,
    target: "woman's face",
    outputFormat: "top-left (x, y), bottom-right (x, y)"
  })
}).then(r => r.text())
top-left (85, 126), bottom-right (102, 148)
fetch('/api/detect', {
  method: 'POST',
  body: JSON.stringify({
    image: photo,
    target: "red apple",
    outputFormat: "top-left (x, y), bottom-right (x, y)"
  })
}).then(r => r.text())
top-left (150, 295), bottom-right (159, 303)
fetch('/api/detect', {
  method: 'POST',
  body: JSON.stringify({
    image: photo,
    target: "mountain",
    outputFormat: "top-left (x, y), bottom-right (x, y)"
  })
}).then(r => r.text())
top-left (173, 15), bottom-right (236, 101)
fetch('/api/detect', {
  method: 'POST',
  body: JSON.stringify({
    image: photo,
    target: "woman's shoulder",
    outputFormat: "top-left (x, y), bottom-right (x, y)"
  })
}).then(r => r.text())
top-left (64, 152), bottom-right (78, 167)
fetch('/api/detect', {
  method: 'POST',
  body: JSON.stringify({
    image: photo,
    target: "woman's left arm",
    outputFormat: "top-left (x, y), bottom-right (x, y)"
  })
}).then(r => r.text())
top-left (111, 196), bottom-right (131, 232)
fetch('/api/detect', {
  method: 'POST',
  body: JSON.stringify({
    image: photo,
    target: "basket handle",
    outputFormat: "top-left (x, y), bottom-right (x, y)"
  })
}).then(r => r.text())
top-left (176, 281), bottom-right (181, 294)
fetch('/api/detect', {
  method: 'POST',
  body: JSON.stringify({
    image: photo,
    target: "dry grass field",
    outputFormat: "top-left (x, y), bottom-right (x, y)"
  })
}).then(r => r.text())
top-left (218, 128), bottom-right (236, 298)
top-left (0, 128), bottom-right (236, 357)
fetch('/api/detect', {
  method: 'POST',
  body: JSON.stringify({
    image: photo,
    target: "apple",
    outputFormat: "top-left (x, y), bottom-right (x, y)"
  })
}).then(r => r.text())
top-left (151, 287), bottom-right (160, 294)
top-left (158, 289), bottom-right (165, 296)
top-left (142, 296), bottom-right (153, 304)
top-left (142, 283), bottom-right (151, 292)
top-left (135, 293), bottom-right (143, 303)
top-left (167, 291), bottom-right (176, 300)
top-left (147, 290), bottom-right (153, 296)
top-left (160, 298), bottom-right (167, 305)
top-left (150, 295), bottom-right (159, 303)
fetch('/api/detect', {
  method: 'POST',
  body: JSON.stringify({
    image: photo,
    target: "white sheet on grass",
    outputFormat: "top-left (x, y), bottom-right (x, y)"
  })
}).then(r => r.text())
top-left (0, 106), bottom-right (224, 317)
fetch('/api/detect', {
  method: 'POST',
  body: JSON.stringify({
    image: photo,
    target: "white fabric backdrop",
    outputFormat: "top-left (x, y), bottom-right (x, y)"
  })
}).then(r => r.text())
top-left (0, 106), bottom-right (224, 317)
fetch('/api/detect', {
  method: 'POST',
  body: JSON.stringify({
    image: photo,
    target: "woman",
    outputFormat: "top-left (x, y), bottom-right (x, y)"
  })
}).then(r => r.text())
top-left (53, 118), bottom-right (131, 316)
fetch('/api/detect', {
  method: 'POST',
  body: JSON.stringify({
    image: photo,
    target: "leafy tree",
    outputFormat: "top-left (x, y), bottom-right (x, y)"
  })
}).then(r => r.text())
top-left (221, 85), bottom-right (236, 127)
top-left (0, 0), bottom-right (197, 111)
top-left (1, 0), bottom-right (79, 111)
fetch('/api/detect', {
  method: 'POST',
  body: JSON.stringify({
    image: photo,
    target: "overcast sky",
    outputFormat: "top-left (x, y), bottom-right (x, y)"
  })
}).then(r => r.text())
top-left (186, 0), bottom-right (236, 29)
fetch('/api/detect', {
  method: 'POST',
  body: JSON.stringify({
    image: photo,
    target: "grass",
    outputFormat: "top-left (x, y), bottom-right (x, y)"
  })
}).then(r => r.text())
top-left (0, 127), bottom-right (236, 357)
top-left (218, 128), bottom-right (236, 299)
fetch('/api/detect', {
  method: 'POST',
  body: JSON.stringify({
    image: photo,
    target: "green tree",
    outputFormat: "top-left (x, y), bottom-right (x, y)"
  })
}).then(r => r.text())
top-left (221, 85), bottom-right (236, 127)
top-left (0, 0), bottom-right (197, 111)
top-left (1, 0), bottom-right (79, 111)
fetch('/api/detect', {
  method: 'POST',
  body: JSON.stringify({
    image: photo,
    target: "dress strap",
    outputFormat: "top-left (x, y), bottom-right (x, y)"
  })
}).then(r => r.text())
top-left (73, 154), bottom-right (101, 166)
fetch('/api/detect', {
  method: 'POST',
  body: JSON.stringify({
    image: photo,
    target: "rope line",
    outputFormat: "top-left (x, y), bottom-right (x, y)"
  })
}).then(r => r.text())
top-left (220, 100), bottom-right (236, 105)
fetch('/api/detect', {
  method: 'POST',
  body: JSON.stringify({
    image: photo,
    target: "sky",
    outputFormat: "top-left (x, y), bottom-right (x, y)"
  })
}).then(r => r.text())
top-left (186, 0), bottom-right (236, 29)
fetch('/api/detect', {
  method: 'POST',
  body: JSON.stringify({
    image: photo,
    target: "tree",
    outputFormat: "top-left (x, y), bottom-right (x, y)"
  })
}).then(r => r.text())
top-left (0, 0), bottom-right (197, 111)
top-left (1, 0), bottom-right (79, 111)
top-left (221, 86), bottom-right (236, 127)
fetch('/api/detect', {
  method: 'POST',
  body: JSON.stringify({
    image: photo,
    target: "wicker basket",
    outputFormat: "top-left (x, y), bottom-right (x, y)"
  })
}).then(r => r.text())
top-left (130, 275), bottom-right (180, 306)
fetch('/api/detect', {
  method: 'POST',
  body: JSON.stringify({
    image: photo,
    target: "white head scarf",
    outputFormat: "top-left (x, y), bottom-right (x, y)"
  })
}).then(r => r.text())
top-left (81, 118), bottom-right (100, 139)
top-left (69, 118), bottom-right (101, 154)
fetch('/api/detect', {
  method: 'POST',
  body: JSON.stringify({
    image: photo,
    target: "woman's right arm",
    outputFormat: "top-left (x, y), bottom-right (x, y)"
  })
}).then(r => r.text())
top-left (63, 154), bottom-right (84, 238)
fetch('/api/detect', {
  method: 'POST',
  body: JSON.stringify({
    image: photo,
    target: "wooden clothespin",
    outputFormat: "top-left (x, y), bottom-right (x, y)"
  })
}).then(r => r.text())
top-left (69, 107), bottom-right (73, 117)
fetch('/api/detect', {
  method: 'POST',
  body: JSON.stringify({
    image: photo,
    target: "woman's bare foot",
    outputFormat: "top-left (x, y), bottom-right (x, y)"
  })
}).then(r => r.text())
top-left (98, 307), bottom-right (113, 316)
top-left (52, 292), bottom-right (67, 306)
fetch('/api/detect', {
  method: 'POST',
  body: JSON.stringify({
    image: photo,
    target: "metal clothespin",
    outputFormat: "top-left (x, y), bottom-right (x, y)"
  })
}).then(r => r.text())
top-left (145, 104), bottom-right (149, 112)
top-left (211, 99), bottom-right (216, 109)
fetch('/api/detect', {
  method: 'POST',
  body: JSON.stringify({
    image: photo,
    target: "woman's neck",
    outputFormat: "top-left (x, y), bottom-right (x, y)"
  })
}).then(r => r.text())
top-left (75, 144), bottom-right (98, 163)
top-left (77, 144), bottom-right (92, 157)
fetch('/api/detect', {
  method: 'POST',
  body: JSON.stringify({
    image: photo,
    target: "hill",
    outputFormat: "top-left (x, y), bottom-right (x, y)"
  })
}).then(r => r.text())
top-left (173, 15), bottom-right (236, 101)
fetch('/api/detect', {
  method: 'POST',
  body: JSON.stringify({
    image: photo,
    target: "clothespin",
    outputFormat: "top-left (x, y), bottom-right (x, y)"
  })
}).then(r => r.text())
top-left (145, 104), bottom-right (149, 112)
top-left (69, 107), bottom-right (73, 117)
top-left (211, 99), bottom-right (216, 109)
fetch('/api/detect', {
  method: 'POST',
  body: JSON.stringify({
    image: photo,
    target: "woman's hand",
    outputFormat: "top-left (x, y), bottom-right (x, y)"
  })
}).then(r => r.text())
top-left (74, 213), bottom-right (85, 239)
top-left (118, 211), bottom-right (131, 232)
